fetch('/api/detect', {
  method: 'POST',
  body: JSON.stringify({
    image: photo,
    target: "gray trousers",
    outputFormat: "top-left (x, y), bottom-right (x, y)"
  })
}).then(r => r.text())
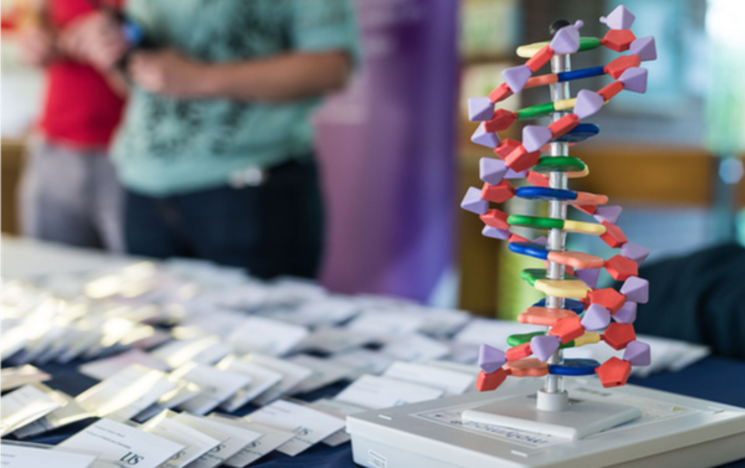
top-left (18, 138), bottom-right (124, 253)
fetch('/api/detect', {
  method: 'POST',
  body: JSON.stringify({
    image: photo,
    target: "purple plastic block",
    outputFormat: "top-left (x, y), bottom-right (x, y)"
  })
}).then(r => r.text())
top-left (480, 158), bottom-right (508, 186)
top-left (479, 344), bottom-right (507, 373)
top-left (621, 242), bottom-right (650, 266)
top-left (619, 67), bottom-right (648, 93)
top-left (620, 276), bottom-right (649, 304)
top-left (471, 122), bottom-right (501, 148)
top-left (623, 340), bottom-right (650, 366)
top-left (576, 268), bottom-right (600, 289)
top-left (629, 36), bottom-right (657, 62)
top-left (600, 5), bottom-right (635, 30)
top-left (533, 236), bottom-right (548, 245)
top-left (573, 90), bottom-right (605, 119)
top-left (505, 168), bottom-right (528, 179)
top-left (593, 205), bottom-right (623, 224)
top-left (501, 65), bottom-right (532, 94)
top-left (530, 335), bottom-right (561, 362)
top-left (522, 126), bottom-right (552, 152)
top-left (581, 304), bottom-right (611, 331)
top-left (468, 97), bottom-right (495, 122)
top-left (613, 301), bottom-right (637, 324)
top-left (482, 225), bottom-right (511, 240)
top-left (461, 187), bottom-right (488, 215)
top-left (549, 21), bottom-right (582, 54)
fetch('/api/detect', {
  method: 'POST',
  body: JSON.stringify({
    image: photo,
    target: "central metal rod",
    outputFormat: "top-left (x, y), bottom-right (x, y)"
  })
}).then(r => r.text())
top-left (543, 53), bottom-right (571, 394)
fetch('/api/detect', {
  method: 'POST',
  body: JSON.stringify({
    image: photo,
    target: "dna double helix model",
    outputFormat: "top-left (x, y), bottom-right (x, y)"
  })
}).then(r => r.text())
top-left (460, 5), bottom-right (657, 399)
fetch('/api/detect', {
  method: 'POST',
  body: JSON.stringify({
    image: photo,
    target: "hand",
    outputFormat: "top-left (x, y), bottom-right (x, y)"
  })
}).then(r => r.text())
top-left (17, 25), bottom-right (57, 67)
top-left (128, 49), bottom-right (210, 98)
top-left (59, 11), bottom-right (128, 70)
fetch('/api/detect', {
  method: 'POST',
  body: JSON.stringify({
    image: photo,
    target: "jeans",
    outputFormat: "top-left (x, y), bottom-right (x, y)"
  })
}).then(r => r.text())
top-left (125, 158), bottom-right (324, 279)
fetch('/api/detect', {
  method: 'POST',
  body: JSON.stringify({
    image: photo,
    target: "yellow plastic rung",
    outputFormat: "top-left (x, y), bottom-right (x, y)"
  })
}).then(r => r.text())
top-left (554, 98), bottom-right (577, 111)
top-left (517, 42), bottom-right (547, 58)
top-left (573, 332), bottom-right (602, 347)
top-left (567, 166), bottom-right (590, 178)
top-left (563, 220), bottom-right (607, 235)
top-left (533, 279), bottom-right (590, 298)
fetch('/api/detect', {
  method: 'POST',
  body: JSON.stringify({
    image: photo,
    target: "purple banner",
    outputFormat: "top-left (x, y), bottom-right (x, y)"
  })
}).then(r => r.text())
top-left (314, 0), bottom-right (459, 302)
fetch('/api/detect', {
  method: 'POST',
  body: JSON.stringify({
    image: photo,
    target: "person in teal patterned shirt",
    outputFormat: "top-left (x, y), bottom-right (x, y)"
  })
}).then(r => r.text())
top-left (69, 0), bottom-right (357, 279)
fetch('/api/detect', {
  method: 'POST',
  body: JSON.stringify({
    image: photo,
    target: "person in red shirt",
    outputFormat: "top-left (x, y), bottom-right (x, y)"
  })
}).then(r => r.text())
top-left (17, 0), bottom-right (126, 252)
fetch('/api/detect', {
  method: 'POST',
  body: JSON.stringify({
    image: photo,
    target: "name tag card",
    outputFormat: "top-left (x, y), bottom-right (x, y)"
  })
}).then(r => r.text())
top-left (383, 361), bottom-right (475, 396)
top-left (13, 392), bottom-right (92, 439)
top-left (288, 355), bottom-right (356, 394)
top-left (1, 442), bottom-right (96, 468)
top-left (78, 349), bottom-right (170, 381)
top-left (284, 297), bottom-right (361, 327)
top-left (0, 365), bottom-right (51, 391)
top-left (0, 383), bottom-right (64, 436)
top-left (330, 349), bottom-right (395, 378)
top-left (346, 311), bottom-right (424, 340)
top-left (381, 334), bottom-right (450, 362)
top-left (142, 411), bottom-right (222, 468)
top-left (242, 354), bottom-right (313, 406)
top-left (334, 374), bottom-right (443, 410)
top-left (58, 418), bottom-right (184, 468)
top-left (170, 363), bottom-right (251, 415)
top-left (246, 400), bottom-right (345, 456)
top-left (310, 399), bottom-right (366, 447)
top-left (296, 328), bottom-right (375, 355)
top-left (208, 414), bottom-right (295, 468)
top-left (226, 317), bottom-right (309, 357)
top-left (149, 336), bottom-right (231, 369)
top-left (75, 365), bottom-right (177, 420)
top-left (455, 318), bottom-right (540, 348)
top-left (415, 308), bottom-right (472, 337)
top-left (172, 413), bottom-right (261, 468)
top-left (215, 356), bottom-right (283, 412)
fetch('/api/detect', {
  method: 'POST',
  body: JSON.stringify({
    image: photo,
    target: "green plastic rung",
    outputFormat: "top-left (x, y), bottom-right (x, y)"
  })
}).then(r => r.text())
top-left (578, 36), bottom-right (602, 52)
top-left (520, 268), bottom-right (579, 286)
top-left (517, 102), bottom-right (555, 120)
top-left (507, 331), bottom-right (575, 349)
top-left (508, 215), bottom-right (565, 230)
top-left (533, 156), bottom-right (587, 173)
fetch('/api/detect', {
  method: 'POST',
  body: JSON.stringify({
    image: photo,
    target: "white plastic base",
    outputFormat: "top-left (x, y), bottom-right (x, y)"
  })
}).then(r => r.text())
top-left (347, 379), bottom-right (745, 468)
top-left (462, 392), bottom-right (641, 440)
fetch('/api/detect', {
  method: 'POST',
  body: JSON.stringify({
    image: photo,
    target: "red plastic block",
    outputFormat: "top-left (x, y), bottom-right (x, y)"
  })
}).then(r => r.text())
top-left (481, 180), bottom-right (515, 204)
top-left (600, 221), bottom-right (628, 248)
top-left (476, 367), bottom-right (508, 392)
top-left (506, 342), bottom-right (532, 361)
top-left (508, 233), bottom-right (530, 243)
top-left (489, 83), bottom-right (513, 103)
top-left (548, 113), bottom-right (580, 139)
top-left (605, 255), bottom-right (639, 281)
top-left (484, 109), bottom-right (518, 133)
top-left (480, 209), bottom-right (509, 230)
top-left (526, 45), bottom-right (554, 72)
top-left (603, 323), bottom-right (637, 350)
top-left (527, 170), bottom-right (550, 187)
top-left (589, 288), bottom-right (625, 314)
top-left (596, 357), bottom-right (631, 388)
top-left (494, 139), bottom-right (521, 160)
top-left (604, 55), bottom-right (642, 79)
top-left (601, 29), bottom-right (637, 52)
top-left (573, 204), bottom-right (597, 216)
top-left (598, 81), bottom-right (625, 101)
top-left (504, 145), bottom-right (540, 172)
top-left (548, 317), bottom-right (585, 344)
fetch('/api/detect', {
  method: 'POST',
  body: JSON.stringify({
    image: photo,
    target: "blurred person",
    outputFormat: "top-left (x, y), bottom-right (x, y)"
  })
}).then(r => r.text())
top-left (16, 0), bottom-right (127, 252)
top-left (70, 0), bottom-right (357, 279)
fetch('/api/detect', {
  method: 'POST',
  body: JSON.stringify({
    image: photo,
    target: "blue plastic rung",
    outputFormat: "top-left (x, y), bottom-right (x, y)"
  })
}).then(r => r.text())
top-left (509, 242), bottom-right (549, 260)
top-left (551, 123), bottom-right (600, 143)
top-left (534, 298), bottom-right (585, 314)
top-left (549, 358), bottom-right (601, 376)
top-left (556, 66), bottom-right (605, 82)
top-left (516, 187), bottom-right (577, 202)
